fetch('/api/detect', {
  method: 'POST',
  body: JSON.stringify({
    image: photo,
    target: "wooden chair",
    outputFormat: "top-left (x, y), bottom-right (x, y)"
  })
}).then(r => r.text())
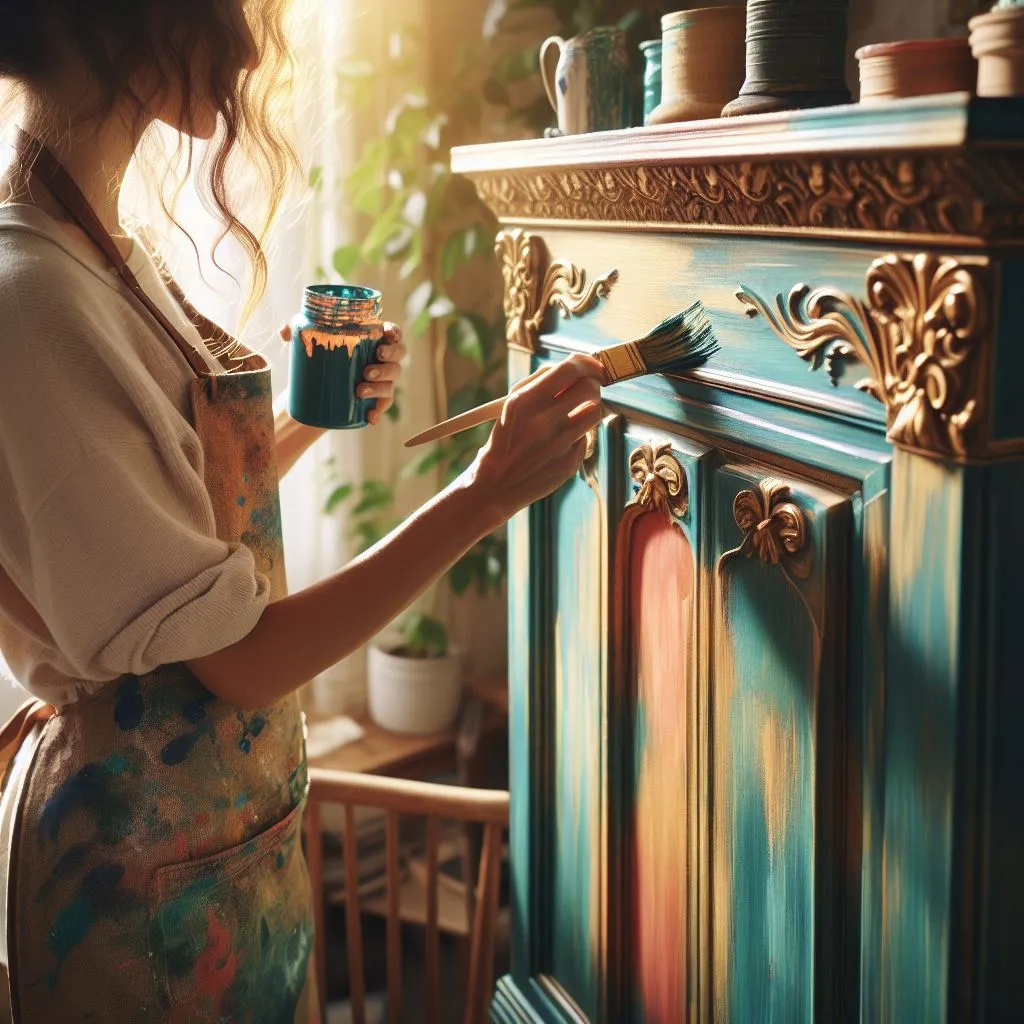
top-left (305, 767), bottom-right (509, 1024)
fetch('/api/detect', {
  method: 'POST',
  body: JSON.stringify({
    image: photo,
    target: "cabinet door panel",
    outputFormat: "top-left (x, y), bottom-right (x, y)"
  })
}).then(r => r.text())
top-left (613, 429), bottom-right (712, 1024)
top-left (537, 418), bottom-right (623, 1021)
top-left (547, 462), bottom-right (604, 1017)
top-left (711, 463), bottom-right (851, 1024)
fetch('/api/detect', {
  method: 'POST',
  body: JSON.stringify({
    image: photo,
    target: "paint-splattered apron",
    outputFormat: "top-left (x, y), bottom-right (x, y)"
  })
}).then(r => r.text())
top-left (0, 133), bottom-right (319, 1023)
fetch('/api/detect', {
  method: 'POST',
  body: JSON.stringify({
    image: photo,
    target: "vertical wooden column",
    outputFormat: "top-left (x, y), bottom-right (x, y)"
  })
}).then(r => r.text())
top-left (877, 449), bottom-right (1024, 1021)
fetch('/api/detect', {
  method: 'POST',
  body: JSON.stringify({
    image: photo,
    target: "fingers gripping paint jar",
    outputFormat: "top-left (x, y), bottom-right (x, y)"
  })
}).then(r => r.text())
top-left (288, 284), bottom-right (384, 429)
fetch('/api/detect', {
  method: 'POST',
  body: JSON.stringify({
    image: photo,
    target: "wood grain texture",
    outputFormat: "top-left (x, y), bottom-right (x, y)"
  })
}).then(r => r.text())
top-left (629, 513), bottom-right (692, 1023)
top-left (712, 463), bottom-right (851, 1023)
top-left (548, 461), bottom-right (604, 1018)
top-left (483, 105), bottom-right (1023, 1023)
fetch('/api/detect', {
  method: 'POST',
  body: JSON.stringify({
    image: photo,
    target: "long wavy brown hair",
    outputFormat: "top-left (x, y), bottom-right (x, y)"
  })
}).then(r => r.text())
top-left (0, 0), bottom-right (299, 317)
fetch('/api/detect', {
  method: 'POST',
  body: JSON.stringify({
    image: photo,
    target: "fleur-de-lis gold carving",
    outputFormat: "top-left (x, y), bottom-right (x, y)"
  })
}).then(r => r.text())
top-left (737, 253), bottom-right (990, 460)
top-left (496, 228), bottom-right (618, 353)
top-left (628, 442), bottom-right (687, 520)
top-left (732, 478), bottom-right (808, 569)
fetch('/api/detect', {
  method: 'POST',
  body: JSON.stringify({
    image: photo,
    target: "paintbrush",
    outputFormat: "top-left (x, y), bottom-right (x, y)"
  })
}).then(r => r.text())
top-left (404, 302), bottom-right (719, 448)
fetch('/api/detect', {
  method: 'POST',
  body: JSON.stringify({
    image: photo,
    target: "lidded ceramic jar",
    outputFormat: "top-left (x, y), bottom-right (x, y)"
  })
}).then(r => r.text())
top-left (970, 4), bottom-right (1024, 97)
top-left (856, 38), bottom-right (976, 101)
top-left (648, 7), bottom-right (746, 124)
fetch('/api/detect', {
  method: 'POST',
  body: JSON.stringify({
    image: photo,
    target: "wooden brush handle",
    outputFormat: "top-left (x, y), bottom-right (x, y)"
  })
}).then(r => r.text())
top-left (403, 343), bottom-right (638, 449)
top-left (404, 396), bottom-right (506, 448)
top-left (404, 365), bottom-right (557, 448)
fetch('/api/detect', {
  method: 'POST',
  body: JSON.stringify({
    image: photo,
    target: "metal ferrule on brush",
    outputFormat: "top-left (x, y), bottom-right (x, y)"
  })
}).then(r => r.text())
top-left (597, 340), bottom-right (647, 383)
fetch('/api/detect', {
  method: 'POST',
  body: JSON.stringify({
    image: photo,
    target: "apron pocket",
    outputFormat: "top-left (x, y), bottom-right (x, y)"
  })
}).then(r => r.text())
top-left (148, 801), bottom-right (314, 1019)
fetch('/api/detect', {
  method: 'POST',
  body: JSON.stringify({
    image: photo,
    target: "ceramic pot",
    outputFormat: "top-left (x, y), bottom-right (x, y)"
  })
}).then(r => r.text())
top-left (970, 7), bottom-right (1024, 97)
top-left (539, 27), bottom-right (630, 135)
top-left (639, 39), bottom-right (663, 126)
top-left (367, 635), bottom-right (464, 736)
top-left (723, 0), bottom-right (851, 116)
top-left (856, 38), bottom-right (976, 101)
top-left (648, 7), bottom-right (746, 124)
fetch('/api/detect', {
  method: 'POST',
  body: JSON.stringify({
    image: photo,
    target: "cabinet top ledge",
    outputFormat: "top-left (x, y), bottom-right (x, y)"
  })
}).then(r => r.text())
top-left (451, 94), bottom-right (1024, 175)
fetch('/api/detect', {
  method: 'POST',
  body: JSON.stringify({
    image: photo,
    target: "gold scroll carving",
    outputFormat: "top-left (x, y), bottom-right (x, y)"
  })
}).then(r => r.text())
top-left (477, 153), bottom-right (1024, 243)
top-left (737, 253), bottom-right (991, 461)
top-left (496, 228), bottom-right (618, 353)
top-left (628, 442), bottom-right (688, 521)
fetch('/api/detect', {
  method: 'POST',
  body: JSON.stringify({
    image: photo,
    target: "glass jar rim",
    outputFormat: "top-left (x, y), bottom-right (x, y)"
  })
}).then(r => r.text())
top-left (304, 283), bottom-right (382, 304)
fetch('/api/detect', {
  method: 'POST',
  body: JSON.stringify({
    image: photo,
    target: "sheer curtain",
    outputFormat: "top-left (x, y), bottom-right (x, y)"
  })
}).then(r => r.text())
top-left (132, 0), bottom-right (443, 716)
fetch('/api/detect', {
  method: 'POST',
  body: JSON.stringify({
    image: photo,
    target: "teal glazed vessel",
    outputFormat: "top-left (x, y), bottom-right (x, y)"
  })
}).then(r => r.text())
top-left (289, 284), bottom-right (384, 430)
top-left (639, 39), bottom-right (663, 125)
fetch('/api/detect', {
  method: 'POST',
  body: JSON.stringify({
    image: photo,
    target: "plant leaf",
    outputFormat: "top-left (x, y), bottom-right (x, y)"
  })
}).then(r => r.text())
top-left (406, 280), bottom-right (434, 323)
top-left (447, 316), bottom-right (485, 366)
top-left (428, 295), bottom-right (455, 319)
top-left (402, 190), bottom-right (427, 228)
top-left (332, 243), bottom-right (360, 279)
top-left (323, 483), bottom-right (353, 514)
top-left (450, 554), bottom-right (476, 596)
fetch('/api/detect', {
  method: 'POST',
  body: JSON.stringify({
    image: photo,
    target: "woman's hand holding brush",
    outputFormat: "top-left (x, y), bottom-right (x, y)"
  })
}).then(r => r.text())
top-left (467, 353), bottom-right (606, 525)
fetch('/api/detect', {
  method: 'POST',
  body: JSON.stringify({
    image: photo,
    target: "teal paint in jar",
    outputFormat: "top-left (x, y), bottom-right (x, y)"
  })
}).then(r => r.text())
top-left (288, 284), bottom-right (384, 429)
top-left (639, 39), bottom-right (663, 125)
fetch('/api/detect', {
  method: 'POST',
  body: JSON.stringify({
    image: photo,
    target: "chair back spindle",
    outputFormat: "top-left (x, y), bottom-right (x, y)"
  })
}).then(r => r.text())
top-left (305, 768), bottom-right (509, 1024)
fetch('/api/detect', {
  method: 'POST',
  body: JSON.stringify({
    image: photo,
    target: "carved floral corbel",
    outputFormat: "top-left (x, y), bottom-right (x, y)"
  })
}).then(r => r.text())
top-left (729, 478), bottom-right (810, 577)
top-left (737, 253), bottom-right (990, 461)
top-left (496, 228), bottom-right (618, 353)
top-left (627, 442), bottom-right (688, 521)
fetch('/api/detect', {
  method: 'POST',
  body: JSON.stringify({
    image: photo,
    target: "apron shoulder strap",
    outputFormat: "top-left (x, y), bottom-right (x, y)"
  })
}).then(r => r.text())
top-left (0, 700), bottom-right (54, 793)
top-left (14, 129), bottom-right (216, 383)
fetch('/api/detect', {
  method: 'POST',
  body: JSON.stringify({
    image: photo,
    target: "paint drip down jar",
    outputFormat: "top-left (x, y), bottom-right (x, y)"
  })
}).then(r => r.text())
top-left (289, 284), bottom-right (384, 429)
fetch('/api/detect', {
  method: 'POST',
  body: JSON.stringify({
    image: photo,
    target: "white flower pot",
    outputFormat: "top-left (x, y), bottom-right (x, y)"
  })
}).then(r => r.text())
top-left (367, 635), bottom-right (464, 735)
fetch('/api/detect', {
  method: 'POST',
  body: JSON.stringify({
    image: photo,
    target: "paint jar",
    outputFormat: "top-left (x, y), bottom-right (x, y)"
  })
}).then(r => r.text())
top-left (288, 284), bottom-right (384, 429)
top-left (639, 39), bottom-right (663, 125)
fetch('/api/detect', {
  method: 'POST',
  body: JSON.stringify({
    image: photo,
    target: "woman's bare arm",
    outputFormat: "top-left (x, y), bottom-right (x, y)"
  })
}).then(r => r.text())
top-left (187, 469), bottom-right (498, 707)
top-left (188, 353), bottom-right (606, 708)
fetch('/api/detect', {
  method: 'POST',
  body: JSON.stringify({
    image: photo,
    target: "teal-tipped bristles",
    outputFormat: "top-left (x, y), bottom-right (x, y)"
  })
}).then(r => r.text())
top-left (635, 301), bottom-right (719, 374)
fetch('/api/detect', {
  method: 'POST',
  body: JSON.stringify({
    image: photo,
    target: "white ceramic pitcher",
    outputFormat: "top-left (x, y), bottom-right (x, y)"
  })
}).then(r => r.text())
top-left (539, 27), bottom-right (631, 135)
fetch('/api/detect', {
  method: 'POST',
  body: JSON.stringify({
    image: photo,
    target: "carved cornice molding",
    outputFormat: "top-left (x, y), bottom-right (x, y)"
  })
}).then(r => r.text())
top-left (737, 253), bottom-right (996, 462)
top-left (474, 152), bottom-right (1024, 242)
top-left (495, 228), bottom-right (618, 353)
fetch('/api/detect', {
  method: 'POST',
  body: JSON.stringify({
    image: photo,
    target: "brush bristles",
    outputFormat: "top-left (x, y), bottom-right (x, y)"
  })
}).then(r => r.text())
top-left (635, 301), bottom-right (720, 374)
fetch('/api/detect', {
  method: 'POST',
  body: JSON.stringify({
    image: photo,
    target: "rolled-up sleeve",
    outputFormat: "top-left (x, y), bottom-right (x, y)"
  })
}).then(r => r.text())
top-left (27, 445), bottom-right (270, 680)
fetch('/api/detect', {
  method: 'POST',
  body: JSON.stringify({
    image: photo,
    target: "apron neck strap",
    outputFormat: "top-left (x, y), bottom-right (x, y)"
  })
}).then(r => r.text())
top-left (14, 128), bottom-right (214, 382)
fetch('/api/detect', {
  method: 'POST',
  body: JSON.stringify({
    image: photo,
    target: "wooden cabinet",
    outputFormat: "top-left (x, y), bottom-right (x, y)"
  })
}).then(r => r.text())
top-left (453, 95), bottom-right (1024, 1022)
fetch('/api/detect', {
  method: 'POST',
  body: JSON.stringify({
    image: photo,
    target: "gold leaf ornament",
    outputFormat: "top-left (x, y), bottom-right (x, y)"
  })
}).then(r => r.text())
top-left (628, 443), bottom-right (688, 520)
top-left (495, 228), bottom-right (618, 353)
top-left (732, 478), bottom-right (808, 569)
top-left (737, 253), bottom-right (989, 460)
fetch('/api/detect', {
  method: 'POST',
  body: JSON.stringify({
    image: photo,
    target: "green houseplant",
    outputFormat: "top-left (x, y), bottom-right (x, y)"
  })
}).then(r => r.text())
top-left (319, 1), bottom-right (655, 679)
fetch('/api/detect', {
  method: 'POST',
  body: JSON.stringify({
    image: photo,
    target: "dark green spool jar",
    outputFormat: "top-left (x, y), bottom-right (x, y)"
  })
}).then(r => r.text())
top-left (288, 284), bottom-right (384, 430)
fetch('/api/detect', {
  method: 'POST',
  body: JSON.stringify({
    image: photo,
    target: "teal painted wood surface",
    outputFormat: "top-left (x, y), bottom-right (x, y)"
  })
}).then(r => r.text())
top-left (485, 119), bottom-right (1024, 1016)
top-left (712, 463), bottom-right (852, 1022)
top-left (529, 229), bottom-right (902, 427)
top-left (545, 464), bottom-right (604, 1018)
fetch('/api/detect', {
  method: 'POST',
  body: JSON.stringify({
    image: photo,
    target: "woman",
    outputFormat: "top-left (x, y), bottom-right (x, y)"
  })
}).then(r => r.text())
top-left (0, 1), bottom-right (604, 1020)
